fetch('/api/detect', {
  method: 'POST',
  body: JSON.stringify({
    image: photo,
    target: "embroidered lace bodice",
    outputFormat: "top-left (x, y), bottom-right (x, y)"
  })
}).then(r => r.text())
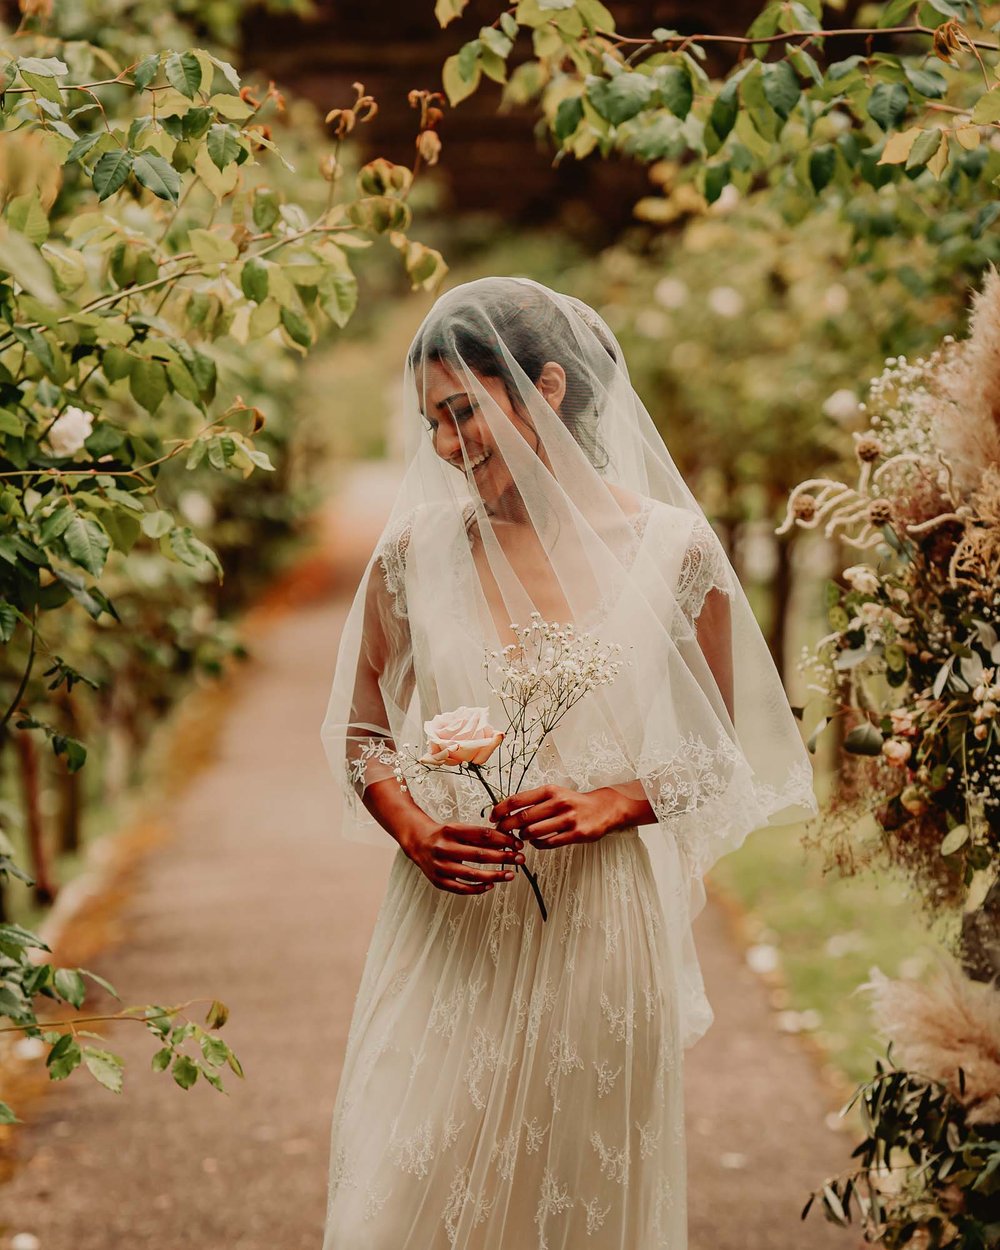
top-left (375, 498), bottom-right (733, 627)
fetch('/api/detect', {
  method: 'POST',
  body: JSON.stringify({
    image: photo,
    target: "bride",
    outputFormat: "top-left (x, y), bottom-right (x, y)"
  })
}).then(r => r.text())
top-left (319, 276), bottom-right (817, 1248)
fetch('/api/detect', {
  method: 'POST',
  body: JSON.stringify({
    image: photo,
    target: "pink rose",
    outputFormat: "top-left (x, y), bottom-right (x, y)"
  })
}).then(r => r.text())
top-left (889, 708), bottom-right (917, 737)
top-left (882, 738), bottom-right (912, 767)
top-left (419, 706), bottom-right (504, 766)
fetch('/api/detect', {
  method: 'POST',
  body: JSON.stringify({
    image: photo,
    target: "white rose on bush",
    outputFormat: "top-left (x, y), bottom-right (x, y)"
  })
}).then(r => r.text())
top-left (419, 706), bottom-right (504, 766)
top-left (46, 405), bottom-right (94, 457)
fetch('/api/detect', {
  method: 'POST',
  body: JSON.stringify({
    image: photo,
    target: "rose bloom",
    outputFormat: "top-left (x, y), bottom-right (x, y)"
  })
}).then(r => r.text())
top-left (46, 405), bottom-right (94, 457)
top-left (889, 708), bottom-right (917, 737)
top-left (882, 738), bottom-right (912, 767)
top-left (419, 706), bottom-right (504, 766)
top-left (843, 564), bottom-right (880, 596)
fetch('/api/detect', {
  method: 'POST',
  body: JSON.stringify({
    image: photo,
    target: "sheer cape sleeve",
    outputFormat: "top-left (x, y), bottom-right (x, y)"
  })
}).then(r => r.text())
top-left (320, 508), bottom-right (417, 847)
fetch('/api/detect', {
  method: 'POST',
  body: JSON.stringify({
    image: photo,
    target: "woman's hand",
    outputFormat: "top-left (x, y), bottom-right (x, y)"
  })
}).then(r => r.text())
top-left (490, 784), bottom-right (633, 849)
top-left (399, 819), bottom-right (526, 895)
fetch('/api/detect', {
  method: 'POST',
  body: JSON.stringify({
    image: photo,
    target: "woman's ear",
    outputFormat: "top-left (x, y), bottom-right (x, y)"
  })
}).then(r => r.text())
top-left (536, 360), bottom-right (567, 412)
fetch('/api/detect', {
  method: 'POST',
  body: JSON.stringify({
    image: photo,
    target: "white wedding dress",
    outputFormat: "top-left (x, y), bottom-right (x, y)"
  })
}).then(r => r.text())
top-left (320, 501), bottom-right (726, 1250)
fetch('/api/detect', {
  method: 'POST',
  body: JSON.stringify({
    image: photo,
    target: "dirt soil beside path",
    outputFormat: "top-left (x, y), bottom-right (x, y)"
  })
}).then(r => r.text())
top-left (0, 467), bottom-right (860, 1250)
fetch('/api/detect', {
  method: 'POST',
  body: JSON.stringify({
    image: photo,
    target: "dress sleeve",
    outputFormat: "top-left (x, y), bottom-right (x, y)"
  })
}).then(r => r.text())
top-left (674, 515), bottom-right (735, 627)
top-left (341, 514), bottom-right (416, 807)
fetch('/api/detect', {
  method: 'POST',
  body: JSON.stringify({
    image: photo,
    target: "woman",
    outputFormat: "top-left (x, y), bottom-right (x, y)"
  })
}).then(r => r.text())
top-left (319, 276), bottom-right (817, 1248)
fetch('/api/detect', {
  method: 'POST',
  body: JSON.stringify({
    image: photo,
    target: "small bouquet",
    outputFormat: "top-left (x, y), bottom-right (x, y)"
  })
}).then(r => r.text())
top-left (389, 613), bottom-right (626, 921)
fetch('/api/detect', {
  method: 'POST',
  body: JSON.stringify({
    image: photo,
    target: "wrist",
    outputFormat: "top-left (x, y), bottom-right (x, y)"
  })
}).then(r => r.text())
top-left (594, 786), bottom-right (634, 837)
top-left (393, 809), bottom-right (436, 856)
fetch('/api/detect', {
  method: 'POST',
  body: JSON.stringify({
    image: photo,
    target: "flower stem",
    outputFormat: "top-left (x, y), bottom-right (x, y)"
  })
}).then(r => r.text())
top-left (468, 762), bottom-right (548, 923)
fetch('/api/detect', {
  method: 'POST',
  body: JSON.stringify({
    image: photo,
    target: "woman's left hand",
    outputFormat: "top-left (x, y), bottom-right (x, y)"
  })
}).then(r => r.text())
top-left (489, 785), bottom-right (626, 849)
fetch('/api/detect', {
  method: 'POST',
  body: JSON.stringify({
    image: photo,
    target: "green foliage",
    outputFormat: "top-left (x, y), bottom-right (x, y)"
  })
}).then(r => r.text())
top-left (0, 6), bottom-right (445, 1122)
top-left (437, 1), bottom-right (1000, 260)
top-left (804, 1054), bottom-right (1000, 1247)
top-left (0, 819), bottom-right (241, 1120)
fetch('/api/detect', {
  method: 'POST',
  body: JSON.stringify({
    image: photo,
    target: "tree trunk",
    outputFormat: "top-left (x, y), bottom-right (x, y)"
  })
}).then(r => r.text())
top-left (767, 534), bottom-right (793, 683)
top-left (14, 728), bottom-right (57, 906)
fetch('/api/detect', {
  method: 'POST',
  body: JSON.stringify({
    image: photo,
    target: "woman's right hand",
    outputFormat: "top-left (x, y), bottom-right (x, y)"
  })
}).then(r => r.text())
top-left (399, 820), bottom-right (525, 895)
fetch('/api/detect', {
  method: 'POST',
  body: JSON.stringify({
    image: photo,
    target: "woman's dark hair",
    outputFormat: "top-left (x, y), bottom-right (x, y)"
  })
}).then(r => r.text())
top-left (407, 279), bottom-right (618, 471)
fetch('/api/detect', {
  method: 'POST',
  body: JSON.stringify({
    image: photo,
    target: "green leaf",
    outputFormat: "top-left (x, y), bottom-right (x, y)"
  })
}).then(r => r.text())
top-left (47, 1035), bottom-right (82, 1081)
top-left (0, 1102), bottom-right (19, 1124)
top-left (168, 526), bottom-right (223, 578)
top-left (63, 514), bottom-right (110, 577)
top-left (703, 161), bottom-right (730, 204)
top-left (762, 61), bottom-right (800, 121)
top-left (83, 1047), bottom-right (124, 1093)
top-left (240, 256), bottom-right (269, 303)
top-left (17, 56), bottom-right (68, 77)
top-left (554, 95), bottom-right (584, 142)
top-left (151, 1047), bottom-right (172, 1072)
top-left (280, 305), bottom-right (313, 347)
top-left (867, 81), bottom-right (909, 131)
top-left (972, 89), bottom-right (1000, 124)
top-left (164, 51), bottom-right (201, 100)
top-left (575, 0), bottom-right (614, 29)
top-left (204, 122), bottom-right (241, 171)
top-left (878, 0), bottom-right (914, 24)
top-left (442, 52), bottom-right (481, 105)
top-left (808, 143), bottom-right (836, 192)
top-left (171, 1054), bottom-right (199, 1090)
top-left (7, 192), bottom-right (49, 245)
top-left (904, 65), bottom-right (947, 98)
top-left (54, 965), bottom-right (86, 1005)
top-left (102, 346), bottom-right (133, 381)
top-left (435, 0), bottom-right (469, 25)
top-left (20, 70), bottom-right (63, 105)
top-left (707, 79), bottom-right (740, 148)
top-left (940, 823), bottom-right (969, 855)
top-left (843, 721), bottom-right (885, 755)
top-left (906, 126), bottom-right (945, 169)
top-left (325, 271), bottom-right (358, 327)
top-left (132, 151), bottom-right (180, 203)
top-left (132, 54), bottom-right (160, 91)
top-left (141, 510), bottom-right (174, 539)
top-left (586, 71), bottom-right (655, 125)
top-left (66, 130), bottom-right (103, 164)
top-left (92, 150), bottom-right (134, 201)
top-left (188, 228), bottom-right (238, 265)
top-left (130, 358), bottom-right (168, 412)
top-left (656, 64), bottom-right (693, 120)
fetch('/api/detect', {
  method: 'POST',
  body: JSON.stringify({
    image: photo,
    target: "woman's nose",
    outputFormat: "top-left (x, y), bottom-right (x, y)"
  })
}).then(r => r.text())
top-left (434, 417), bottom-right (461, 460)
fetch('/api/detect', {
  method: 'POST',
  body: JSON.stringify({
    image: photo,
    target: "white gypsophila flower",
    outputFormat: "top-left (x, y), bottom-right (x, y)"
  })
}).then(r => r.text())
top-left (822, 388), bottom-right (860, 424)
top-left (707, 286), bottom-right (745, 318)
top-left (653, 277), bottom-right (688, 309)
top-left (46, 405), bottom-right (94, 457)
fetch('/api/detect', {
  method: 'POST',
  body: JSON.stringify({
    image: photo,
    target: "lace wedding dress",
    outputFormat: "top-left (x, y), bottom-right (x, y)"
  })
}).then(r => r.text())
top-left (321, 500), bottom-right (727, 1250)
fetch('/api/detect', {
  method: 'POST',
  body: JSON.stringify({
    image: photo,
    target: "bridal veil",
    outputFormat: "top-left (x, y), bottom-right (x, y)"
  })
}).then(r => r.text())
top-left (319, 275), bottom-right (817, 1049)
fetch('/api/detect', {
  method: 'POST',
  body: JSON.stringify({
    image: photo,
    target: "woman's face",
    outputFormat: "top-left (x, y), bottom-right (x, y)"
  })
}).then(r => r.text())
top-left (417, 357), bottom-right (566, 510)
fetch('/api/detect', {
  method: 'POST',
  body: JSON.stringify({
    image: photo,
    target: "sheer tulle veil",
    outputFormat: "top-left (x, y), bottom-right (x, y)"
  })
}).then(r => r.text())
top-left (320, 275), bottom-right (817, 1049)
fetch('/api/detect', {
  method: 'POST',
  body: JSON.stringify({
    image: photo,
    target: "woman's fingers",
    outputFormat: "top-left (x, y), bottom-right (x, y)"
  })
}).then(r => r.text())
top-left (521, 816), bottom-right (572, 840)
top-left (437, 858), bottom-right (515, 884)
top-left (495, 798), bottom-right (564, 833)
top-left (436, 877), bottom-right (494, 895)
top-left (436, 839), bottom-right (524, 866)
top-left (448, 823), bottom-right (522, 853)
